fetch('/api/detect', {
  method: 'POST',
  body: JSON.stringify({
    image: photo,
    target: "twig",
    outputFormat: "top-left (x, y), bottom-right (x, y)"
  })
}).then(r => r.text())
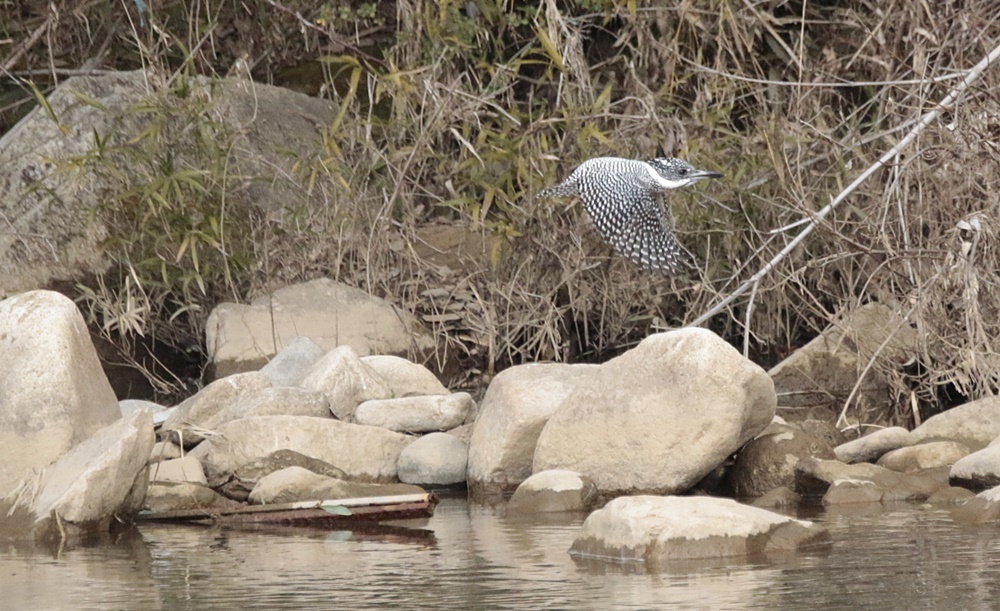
top-left (262, 0), bottom-right (388, 69)
top-left (688, 41), bottom-right (1000, 329)
top-left (1, 8), bottom-right (57, 74)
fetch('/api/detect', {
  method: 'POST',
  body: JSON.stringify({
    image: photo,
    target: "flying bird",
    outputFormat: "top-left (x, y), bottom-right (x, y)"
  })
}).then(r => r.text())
top-left (536, 156), bottom-right (723, 275)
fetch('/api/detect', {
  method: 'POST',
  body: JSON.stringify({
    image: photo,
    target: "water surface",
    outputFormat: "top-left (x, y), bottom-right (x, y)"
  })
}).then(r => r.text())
top-left (2, 497), bottom-right (999, 610)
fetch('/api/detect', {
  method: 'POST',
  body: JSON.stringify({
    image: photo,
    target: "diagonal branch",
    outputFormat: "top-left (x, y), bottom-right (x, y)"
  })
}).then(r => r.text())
top-left (688, 41), bottom-right (1000, 329)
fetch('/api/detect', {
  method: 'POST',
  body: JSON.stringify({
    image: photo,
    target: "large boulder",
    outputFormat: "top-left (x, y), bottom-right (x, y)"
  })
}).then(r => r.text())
top-left (949, 441), bottom-right (1000, 490)
top-left (1, 71), bottom-right (338, 296)
top-left (213, 449), bottom-right (348, 502)
top-left (569, 496), bottom-right (830, 568)
top-left (148, 456), bottom-right (208, 485)
top-left (258, 336), bottom-right (325, 387)
top-left (1, 409), bottom-right (154, 542)
top-left (834, 427), bottom-right (913, 464)
top-left (910, 397), bottom-right (1000, 447)
top-left (507, 470), bottom-right (598, 513)
top-left (0, 290), bottom-right (121, 495)
top-left (877, 441), bottom-right (970, 473)
top-left (729, 424), bottom-right (836, 497)
top-left (300, 345), bottom-right (392, 420)
top-left (248, 467), bottom-right (424, 504)
top-left (188, 415), bottom-right (414, 483)
top-left (533, 329), bottom-right (776, 497)
top-left (396, 432), bottom-right (468, 486)
top-left (794, 457), bottom-right (945, 502)
top-left (360, 355), bottom-right (449, 397)
top-left (354, 393), bottom-right (473, 433)
top-left (768, 303), bottom-right (919, 416)
top-left (466, 363), bottom-right (599, 495)
top-left (160, 372), bottom-right (272, 445)
top-left (206, 278), bottom-right (436, 377)
top-left (144, 481), bottom-right (238, 513)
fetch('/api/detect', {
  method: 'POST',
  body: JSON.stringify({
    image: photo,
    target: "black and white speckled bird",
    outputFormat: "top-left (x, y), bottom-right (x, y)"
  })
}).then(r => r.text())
top-left (536, 157), bottom-right (723, 275)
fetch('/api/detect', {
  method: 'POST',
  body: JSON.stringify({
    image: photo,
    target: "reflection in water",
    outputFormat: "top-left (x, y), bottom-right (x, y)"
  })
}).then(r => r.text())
top-left (2, 496), bottom-right (1000, 610)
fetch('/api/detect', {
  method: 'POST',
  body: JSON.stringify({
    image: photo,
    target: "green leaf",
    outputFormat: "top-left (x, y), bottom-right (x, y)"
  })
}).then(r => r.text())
top-left (320, 505), bottom-right (353, 516)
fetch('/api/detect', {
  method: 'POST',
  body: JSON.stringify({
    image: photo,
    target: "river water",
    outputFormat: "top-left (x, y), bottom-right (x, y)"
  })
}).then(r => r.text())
top-left (3, 495), bottom-right (1000, 610)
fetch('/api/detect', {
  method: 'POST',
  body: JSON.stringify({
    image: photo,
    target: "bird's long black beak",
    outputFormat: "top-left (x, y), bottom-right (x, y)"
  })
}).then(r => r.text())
top-left (691, 168), bottom-right (724, 180)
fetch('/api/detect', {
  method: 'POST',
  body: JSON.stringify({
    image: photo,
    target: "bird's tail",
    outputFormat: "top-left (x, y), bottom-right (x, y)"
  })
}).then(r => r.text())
top-left (535, 179), bottom-right (579, 199)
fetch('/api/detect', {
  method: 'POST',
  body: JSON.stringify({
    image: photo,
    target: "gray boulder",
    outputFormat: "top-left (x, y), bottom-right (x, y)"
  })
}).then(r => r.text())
top-left (149, 441), bottom-right (183, 463)
top-left (0, 290), bottom-right (121, 495)
top-left (834, 427), bottom-right (913, 464)
top-left (910, 397), bottom-right (1000, 447)
top-left (300, 345), bottom-right (392, 420)
top-left (877, 441), bottom-right (969, 473)
top-left (730, 424), bottom-right (836, 497)
top-left (467, 363), bottom-right (598, 495)
top-left (533, 328), bottom-right (775, 497)
top-left (144, 481), bottom-right (238, 513)
top-left (2, 409), bottom-right (154, 541)
top-left (1, 71), bottom-right (338, 296)
top-left (768, 303), bottom-right (919, 416)
top-left (354, 393), bottom-right (473, 433)
top-left (397, 432), bottom-right (468, 485)
top-left (795, 457), bottom-right (945, 502)
top-left (188, 415), bottom-right (413, 483)
top-left (120, 399), bottom-right (167, 419)
top-left (569, 496), bottom-right (830, 568)
top-left (360, 355), bottom-right (449, 397)
top-left (258, 336), bottom-right (325, 387)
top-left (228, 386), bottom-right (332, 420)
top-left (148, 456), bottom-right (207, 485)
top-left (507, 470), bottom-right (597, 513)
top-left (161, 372), bottom-right (272, 445)
top-left (207, 278), bottom-right (436, 377)
top-left (949, 441), bottom-right (1000, 490)
top-left (213, 449), bottom-right (348, 502)
top-left (248, 467), bottom-right (425, 504)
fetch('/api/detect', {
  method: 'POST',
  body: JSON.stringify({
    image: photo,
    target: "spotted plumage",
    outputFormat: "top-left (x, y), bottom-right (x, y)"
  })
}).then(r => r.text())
top-left (536, 157), bottom-right (723, 275)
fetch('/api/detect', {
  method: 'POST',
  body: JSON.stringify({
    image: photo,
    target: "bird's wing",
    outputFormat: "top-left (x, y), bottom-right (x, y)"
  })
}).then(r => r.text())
top-left (581, 182), bottom-right (692, 276)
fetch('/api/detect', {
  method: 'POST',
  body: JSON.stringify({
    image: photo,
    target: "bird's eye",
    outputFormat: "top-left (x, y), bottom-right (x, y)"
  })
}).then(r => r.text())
top-left (677, 168), bottom-right (688, 176)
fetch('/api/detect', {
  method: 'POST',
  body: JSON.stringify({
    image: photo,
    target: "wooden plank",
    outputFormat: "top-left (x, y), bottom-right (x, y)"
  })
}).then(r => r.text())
top-left (138, 493), bottom-right (438, 524)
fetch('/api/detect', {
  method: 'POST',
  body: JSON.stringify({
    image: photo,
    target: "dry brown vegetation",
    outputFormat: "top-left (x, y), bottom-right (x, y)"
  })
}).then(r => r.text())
top-left (4, 1), bottom-right (1000, 424)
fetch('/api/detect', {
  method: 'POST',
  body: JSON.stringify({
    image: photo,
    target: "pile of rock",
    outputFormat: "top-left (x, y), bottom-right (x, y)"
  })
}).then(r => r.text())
top-left (0, 289), bottom-right (470, 542)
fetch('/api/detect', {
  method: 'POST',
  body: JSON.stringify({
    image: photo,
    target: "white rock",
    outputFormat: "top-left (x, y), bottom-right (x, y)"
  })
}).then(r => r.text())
top-left (911, 397), bottom-right (1000, 446)
top-left (569, 496), bottom-right (829, 567)
top-left (466, 363), bottom-right (598, 495)
top-left (206, 278), bottom-right (435, 376)
top-left (397, 433), bottom-right (467, 485)
top-left (300, 345), bottom-right (391, 420)
top-left (149, 456), bottom-right (207, 485)
top-left (360, 355), bottom-right (448, 396)
top-left (259, 336), bottom-right (325, 387)
top-left (834, 427), bottom-right (913, 463)
top-left (768, 303), bottom-right (918, 412)
top-left (226, 386), bottom-right (331, 420)
top-left (533, 329), bottom-right (775, 496)
top-left (149, 441), bottom-right (183, 463)
top-left (188, 415), bottom-right (414, 482)
top-left (354, 393), bottom-right (473, 433)
top-left (248, 466), bottom-right (424, 504)
top-left (161, 372), bottom-right (272, 444)
top-left (950, 443), bottom-right (1000, 490)
top-left (119, 399), bottom-right (167, 419)
top-left (507, 470), bottom-right (597, 513)
top-left (29, 409), bottom-right (154, 534)
top-left (877, 441), bottom-right (969, 473)
top-left (0, 290), bottom-right (121, 495)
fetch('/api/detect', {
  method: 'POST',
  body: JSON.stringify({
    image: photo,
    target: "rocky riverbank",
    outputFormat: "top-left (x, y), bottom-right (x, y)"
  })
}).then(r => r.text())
top-left (4, 287), bottom-right (1000, 568)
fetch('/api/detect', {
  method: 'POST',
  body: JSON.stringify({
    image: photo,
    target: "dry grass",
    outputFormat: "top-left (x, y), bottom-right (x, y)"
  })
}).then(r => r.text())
top-left (5, 1), bottom-right (1000, 423)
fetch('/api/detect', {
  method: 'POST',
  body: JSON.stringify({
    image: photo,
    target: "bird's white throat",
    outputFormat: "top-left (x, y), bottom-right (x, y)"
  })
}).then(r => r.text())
top-left (643, 162), bottom-right (691, 190)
